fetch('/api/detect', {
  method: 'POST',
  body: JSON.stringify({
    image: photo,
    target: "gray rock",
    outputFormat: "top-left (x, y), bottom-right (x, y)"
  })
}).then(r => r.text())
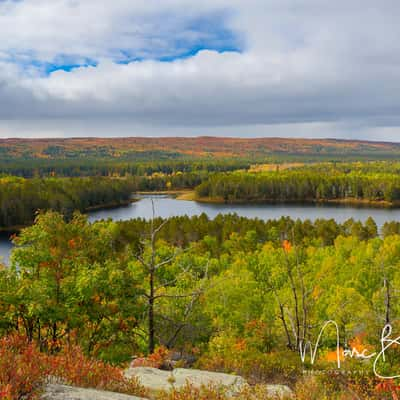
top-left (125, 367), bottom-right (246, 395)
top-left (125, 367), bottom-right (293, 398)
top-left (124, 367), bottom-right (173, 392)
top-left (264, 384), bottom-right (293, 398)
top-left (173, 368), bottom-right (247, 393)
top-left (41, 384), bottom-right (146, 400)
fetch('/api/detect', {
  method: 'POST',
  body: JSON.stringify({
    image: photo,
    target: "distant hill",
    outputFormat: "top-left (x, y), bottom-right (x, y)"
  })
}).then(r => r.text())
top-left (0, 136), bottom-right (400, 160)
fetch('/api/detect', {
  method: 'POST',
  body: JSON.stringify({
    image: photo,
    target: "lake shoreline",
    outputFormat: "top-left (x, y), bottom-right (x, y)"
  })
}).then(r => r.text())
top-left (85, 198), bottom-right (139, 211)
top-left (168, 191), bottom-right (400, 208)
top-left (0, 198), bottom-right (139, 233)
top-left (1, 192), bottom-right (398, 234)
top-left (195, 197), bottom-right (399, 208)
top-left (136, 190), bottom-right (196, 200)
top-left (2, 194), bottom-right (400, 265)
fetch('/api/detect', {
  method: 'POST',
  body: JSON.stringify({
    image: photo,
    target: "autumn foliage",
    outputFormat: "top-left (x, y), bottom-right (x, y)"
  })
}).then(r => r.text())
top-left (0, 334), bottom-right (147, 400)
top-left (130, 346), bottom-right (170, 369)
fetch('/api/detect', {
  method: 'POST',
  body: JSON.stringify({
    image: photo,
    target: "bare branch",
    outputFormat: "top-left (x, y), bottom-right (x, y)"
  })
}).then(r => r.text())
top-left (154, 252), bottom-right (179, 270)
top-left (153, 291), bottom-right (202, 300)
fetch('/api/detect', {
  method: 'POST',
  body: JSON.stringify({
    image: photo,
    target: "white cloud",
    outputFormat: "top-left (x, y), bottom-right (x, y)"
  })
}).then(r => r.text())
top-left (1, 0), bottom-right (400, 139)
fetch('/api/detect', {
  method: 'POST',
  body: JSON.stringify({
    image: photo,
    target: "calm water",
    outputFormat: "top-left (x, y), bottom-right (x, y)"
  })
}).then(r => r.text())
top-left (2, 195), bottom-right (400, 265)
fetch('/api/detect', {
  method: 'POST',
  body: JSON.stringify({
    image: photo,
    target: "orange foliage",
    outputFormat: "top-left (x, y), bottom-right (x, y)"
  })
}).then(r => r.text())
top-left (376, 380), bottom-right (400, 400)
top-left (130, 346), bottom-right (170, 369)
top-left (1, 137), bottom-right (399, 160)
top-left (348, 332), bottom-right (374, 354)
top-left (282, 240), bottom-right (292, 253)
top-left (233, 339), bottom-right (247, 352)
top-left (324, 348), bottom-right (344, 363)
top-left (0, 334), bottom-right (146, 400)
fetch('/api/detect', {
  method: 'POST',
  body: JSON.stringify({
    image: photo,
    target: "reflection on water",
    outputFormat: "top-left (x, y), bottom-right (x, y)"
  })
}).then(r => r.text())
top-left (2, 195), bottom-right (400, 265)
top-left (0, 232), bottom-right (13, 266)
top-left (88, 195), bottom-right (400, 228)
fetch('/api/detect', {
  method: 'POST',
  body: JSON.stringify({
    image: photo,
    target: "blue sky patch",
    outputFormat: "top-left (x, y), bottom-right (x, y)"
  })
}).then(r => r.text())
top-left (115, 12), bottom-right (243, 64)
top-left (3, 10), bottom-right (242, 75)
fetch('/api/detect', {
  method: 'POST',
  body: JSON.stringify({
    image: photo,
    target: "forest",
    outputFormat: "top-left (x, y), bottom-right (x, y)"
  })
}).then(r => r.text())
top-left (2, 137), bottom-right (400, 179)
top-left (2, 137), bottom-right (400, 161)
top-left (1, 158), bottom-right (400, 398)
top-left (0, 211), bottom-right (399, 399)
top-left (0, 158), bottom-right (252, 178)
top-left (195, 168), bottom-right (400, 204)
top-left (0, 177), bottom-right (133, 229)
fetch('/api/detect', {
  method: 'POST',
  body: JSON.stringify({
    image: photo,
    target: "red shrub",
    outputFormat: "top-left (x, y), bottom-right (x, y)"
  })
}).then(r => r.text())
top-left (0, 335), bottom-right (48, 399)
top-left (130, 346), bottom-right (170, 369)
top-left (0, 334), bottom-right (146, 400)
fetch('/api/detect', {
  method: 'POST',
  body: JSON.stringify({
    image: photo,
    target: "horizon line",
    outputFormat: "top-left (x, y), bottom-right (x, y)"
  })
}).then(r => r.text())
top-left (0, 136), bottom-right (399, 146)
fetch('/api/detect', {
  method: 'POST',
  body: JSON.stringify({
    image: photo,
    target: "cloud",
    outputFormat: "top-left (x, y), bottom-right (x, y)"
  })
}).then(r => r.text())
top-left (1, 0), bottom-right (400, 140)
top-left (0, 0), bottom-right (240, 63)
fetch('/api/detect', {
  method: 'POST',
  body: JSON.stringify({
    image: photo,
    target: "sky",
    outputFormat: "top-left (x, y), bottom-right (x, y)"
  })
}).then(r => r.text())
top-left (1, 0), bottom-right (400, 141)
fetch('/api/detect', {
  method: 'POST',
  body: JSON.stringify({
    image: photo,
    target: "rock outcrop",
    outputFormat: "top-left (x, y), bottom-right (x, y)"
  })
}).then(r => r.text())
top-left (125, 366), bottom-right (247, 394)
top-left (42, 370), bottom-right (293, 399)
top-left (41, 384), bottom-right (146, 400)
top-left (125, 367), bottom-right (293, 398)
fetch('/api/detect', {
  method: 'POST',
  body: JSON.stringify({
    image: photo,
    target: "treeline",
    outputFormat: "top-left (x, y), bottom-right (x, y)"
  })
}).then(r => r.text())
top-left (116, 213), bottom-right (380, 250)
top-left (290, 161), bottom-right (400, 175)
top-left (0, 159), bottom-right (252, 178)
top-left (195, 170), bottom-right (400, 203)
top-left (128, 171), bottom-right (207, 191)
top-left (0, 177), bottom-right (133, 229)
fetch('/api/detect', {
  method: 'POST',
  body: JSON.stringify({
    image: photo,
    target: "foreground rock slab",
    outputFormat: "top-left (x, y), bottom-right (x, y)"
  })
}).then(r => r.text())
top-left (125, 367), bottom-right (247, 394)
top-left (125, 367), bottom-right (172, 393)
top-left (42, 384), bottom-right (146, 400)
top-left (173, 368), bottom-right (247, 393)
top-left (125, 367), bottom-right (292, 398)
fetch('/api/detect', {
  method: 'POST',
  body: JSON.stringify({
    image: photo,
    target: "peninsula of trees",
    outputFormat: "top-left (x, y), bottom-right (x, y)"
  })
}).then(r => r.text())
top-left (195, 169), bottom-right (400, 204)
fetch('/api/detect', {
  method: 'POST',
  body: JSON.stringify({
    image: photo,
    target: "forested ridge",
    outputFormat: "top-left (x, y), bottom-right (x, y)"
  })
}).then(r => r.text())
top-left (2, 137), bottom-right (400, 160)
top-left (1, 137), bottom-right (400, 179)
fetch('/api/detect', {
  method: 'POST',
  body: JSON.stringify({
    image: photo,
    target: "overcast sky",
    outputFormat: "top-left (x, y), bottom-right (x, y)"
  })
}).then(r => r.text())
top-left (1, 0), bottom-right (400, 141)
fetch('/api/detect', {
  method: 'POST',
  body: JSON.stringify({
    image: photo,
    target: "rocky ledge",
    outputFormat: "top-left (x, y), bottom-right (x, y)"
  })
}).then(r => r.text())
top-left (42, 384), bottom-right (146, 400)
top-left (125, 367), bottom-right (293, 398)
top-left (42, 368), bottom-right (293, 399)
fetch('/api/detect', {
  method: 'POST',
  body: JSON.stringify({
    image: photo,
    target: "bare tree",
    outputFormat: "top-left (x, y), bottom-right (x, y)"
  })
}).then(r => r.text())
top-left (134, 200), bottom-right (208, 353)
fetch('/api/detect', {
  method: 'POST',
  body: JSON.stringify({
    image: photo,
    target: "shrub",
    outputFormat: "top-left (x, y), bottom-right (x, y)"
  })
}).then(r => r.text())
top-left (48, 344), bottom-right (147, 396)
top-left (0, 334), bottom-right (147, 400)
top-left (196, 333), bottom-right (302, 384)
top-left (130, 346), bottom-right (170, 369)
top-left (0, 335), bottom-right (48, 399)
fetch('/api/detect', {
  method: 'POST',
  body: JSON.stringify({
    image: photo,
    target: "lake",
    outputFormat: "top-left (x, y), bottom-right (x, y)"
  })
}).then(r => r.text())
top-left (2, 194), bottom-right (400, 265)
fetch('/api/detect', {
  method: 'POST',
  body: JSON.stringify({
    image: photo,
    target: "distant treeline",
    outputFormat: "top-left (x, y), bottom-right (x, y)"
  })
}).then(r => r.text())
top-left (294, 161), bottom-right (400, 175)
top-left (195, 170), bottom-right (400, 203)
top-left (0, 159), bottom-right (251, 178)
top-left (0, 177), bottom-right (133, 229)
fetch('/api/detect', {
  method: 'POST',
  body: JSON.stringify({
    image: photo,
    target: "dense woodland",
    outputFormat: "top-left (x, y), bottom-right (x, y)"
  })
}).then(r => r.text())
top-left (0, 177), bottom-right (133, 229)
top-left (0, 159), bottom-right (251, 178)
top-left (2, 137), bottom-right (400, 161)
top-left (0, 212), bottom-right (399, 399)
top-left (1, 158), bottom-right (400, 398)
top-left (195, 169), bottom-right (400, 203)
